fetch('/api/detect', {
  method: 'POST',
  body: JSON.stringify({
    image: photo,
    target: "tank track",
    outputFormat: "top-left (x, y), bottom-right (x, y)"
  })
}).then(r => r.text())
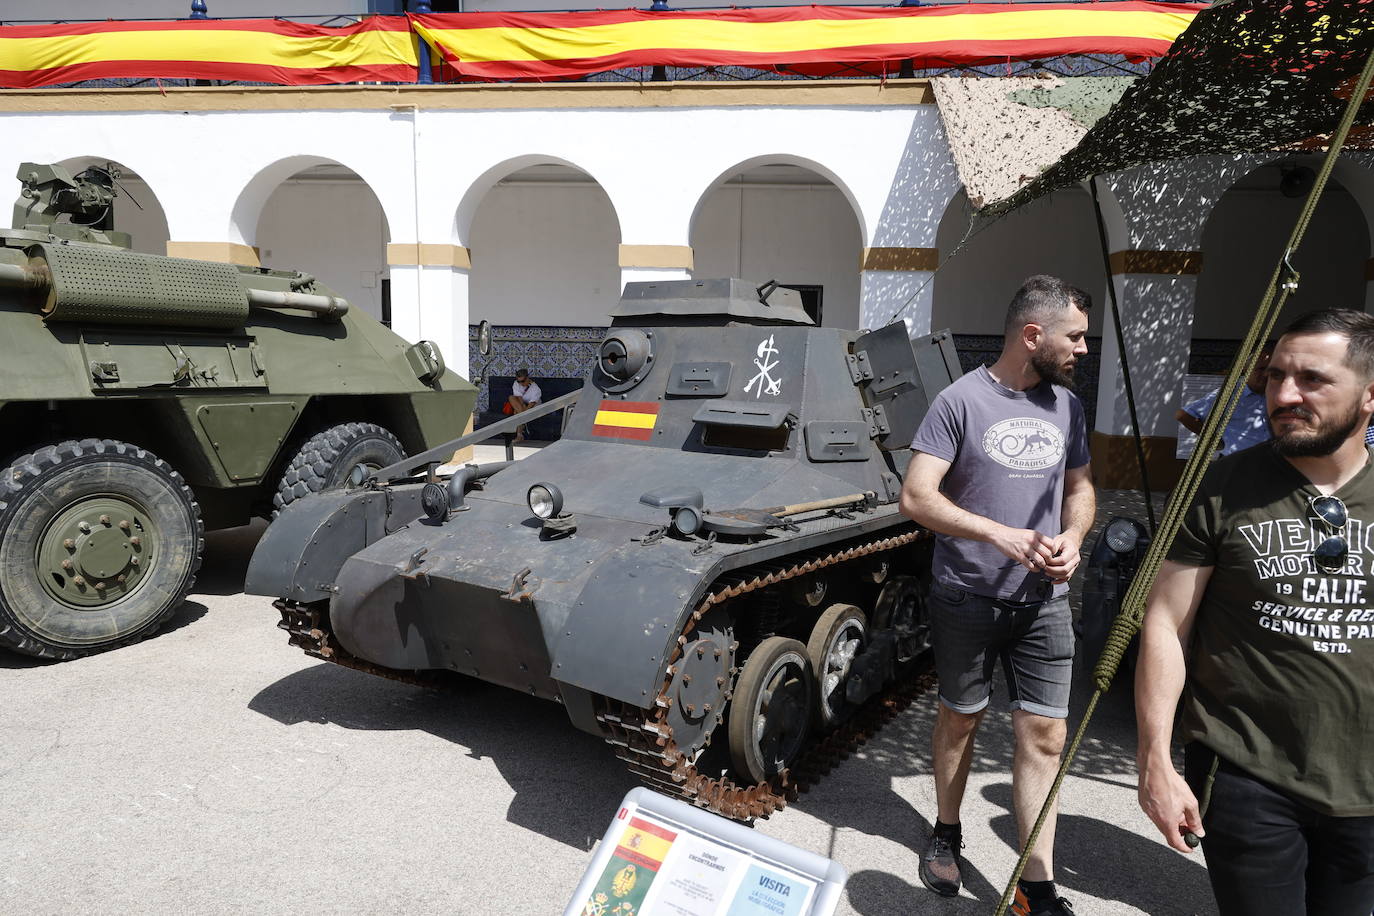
top-left (598, 528), bottom-right (936, 821)
top-left (275, 527), bottom-right (936, 822)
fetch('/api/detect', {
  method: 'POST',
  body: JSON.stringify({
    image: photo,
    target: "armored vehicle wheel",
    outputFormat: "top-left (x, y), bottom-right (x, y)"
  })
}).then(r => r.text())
top-left (0, 439), bottom-right (203, 660)
top-left (728, 636), bottom-right (813, 784)
top-left (272, 422), bottom-right (405, 515)
top-left (872, 575), bottom-right (931, 677)
top-left (806, 604), bottom-right (867, 730)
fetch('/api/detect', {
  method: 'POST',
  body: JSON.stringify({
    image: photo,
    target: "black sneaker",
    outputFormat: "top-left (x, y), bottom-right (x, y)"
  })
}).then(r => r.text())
top-left (1011, 887), bottom-right (1075, 916)
top-left (918, 827), bottom-right (963, 897)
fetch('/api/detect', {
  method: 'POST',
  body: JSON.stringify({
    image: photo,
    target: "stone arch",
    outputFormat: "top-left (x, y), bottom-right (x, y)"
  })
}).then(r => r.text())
top-left (689, 156), bottom-right (865, 328)
top-left (51, 155), bottom-right (170, 256)
top-left (931, 185), bottom-right (1107, 338)
top-left (463, 158), bottom-right (623, 328)
top-left (453, 154), bottom-right (621, 249)
top-left (1194, 156), bottom-right (1369, 343)
top-left (230, 154), bottom-right (399, 250)
top-left (249, 159), bottom-right (393, 323)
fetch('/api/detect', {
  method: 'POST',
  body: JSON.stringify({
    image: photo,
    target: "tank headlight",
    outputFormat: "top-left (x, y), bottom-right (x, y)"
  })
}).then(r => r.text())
top-left (528, 483), bottom-right (564, 520)
top-left (1104, 517), bottom-right (1144, 554)
top-left (671, 505), bottom-right (703, 536)
top-left (421, 481), bottom-right (451, 523)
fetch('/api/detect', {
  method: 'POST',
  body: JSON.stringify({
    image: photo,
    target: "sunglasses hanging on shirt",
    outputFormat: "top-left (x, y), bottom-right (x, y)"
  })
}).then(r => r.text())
top-left (1309, 494), bottom-right (1350, 574)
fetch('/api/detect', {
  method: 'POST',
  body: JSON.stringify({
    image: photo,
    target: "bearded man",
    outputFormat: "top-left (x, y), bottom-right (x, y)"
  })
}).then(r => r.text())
top-left (1137, 309), bottom-right (1374, 915)
top-left (902, 275), bottom-right (1096, 915)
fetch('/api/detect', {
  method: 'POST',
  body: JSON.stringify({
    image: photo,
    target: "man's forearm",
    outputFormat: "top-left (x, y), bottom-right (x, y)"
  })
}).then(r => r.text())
top-left (1060, 480), bottom-right (1095, 545)
top-left (904, 488), bottom-right (1003, 544)
top-left (1135, 615), bottom-right (1188, 768)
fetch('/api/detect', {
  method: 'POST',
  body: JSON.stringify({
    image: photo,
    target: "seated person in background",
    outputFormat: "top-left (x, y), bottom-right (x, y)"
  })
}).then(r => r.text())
top-left (507, 369), bottom-right (542, 442)
top-left (1175, 342), bottom-right (1274, 456)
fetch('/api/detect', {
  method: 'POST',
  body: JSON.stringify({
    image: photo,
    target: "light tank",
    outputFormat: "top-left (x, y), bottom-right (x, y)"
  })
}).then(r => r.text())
top-left (246, 278), bottom-right (959, 819)
top-left (0, 162), bottom-right (475, 660)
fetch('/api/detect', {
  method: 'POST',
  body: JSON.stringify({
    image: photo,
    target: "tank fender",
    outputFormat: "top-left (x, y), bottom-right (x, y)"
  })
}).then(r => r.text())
top-left (244, 484), bottom-right (426, 604)
top-left (552, 549), bottom-right (717, 707)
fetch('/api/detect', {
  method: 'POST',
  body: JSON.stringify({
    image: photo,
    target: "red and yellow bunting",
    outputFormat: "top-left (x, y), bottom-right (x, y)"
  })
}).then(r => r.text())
top-left (411, 2), bottom-right (1201, 81)
top-left (0, 17), bottom-right (418, 88)
top-left (592, 400), bottom-right (660, 442)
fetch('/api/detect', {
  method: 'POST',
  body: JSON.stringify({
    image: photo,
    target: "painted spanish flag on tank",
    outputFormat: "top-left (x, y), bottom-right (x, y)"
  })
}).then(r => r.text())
top-left (410, 2), bottom-right (1201, 81)
top-left (592, 400), bottom-right (660, 442)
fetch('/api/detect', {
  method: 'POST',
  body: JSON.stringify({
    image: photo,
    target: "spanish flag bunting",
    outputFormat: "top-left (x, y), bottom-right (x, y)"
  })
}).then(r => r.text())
top-left (0, 17), bottom-right (419, 88)
top-left (410, 2), bottom-right (1202, 81)
top-left (593, 400), bottom-right (660, 442)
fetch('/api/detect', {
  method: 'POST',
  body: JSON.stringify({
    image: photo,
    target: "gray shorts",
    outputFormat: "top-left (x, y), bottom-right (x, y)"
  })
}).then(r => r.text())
top-left (927, 581), bottom-right (1074, 719)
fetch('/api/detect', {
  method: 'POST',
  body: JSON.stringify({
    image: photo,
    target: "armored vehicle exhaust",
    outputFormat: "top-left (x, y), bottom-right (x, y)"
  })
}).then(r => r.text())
top-left (248, 278), bottom-right (960, 819)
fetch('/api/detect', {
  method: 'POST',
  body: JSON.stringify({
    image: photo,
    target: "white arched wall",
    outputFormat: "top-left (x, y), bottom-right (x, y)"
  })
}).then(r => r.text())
top-left (253, 165), bottom-right (393, 323)
top-left (466, 162), bottom-right (622, 328)
top-left (931, 185), bottom-right (1107, 338)
top-left (690, 157), bottom-right (865, 328)
top-left (1194, 159), bottom-right (1370, 339)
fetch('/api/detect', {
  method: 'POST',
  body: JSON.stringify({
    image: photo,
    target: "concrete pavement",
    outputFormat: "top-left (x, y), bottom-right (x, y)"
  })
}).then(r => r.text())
top-left (0, 477), bottom-right (1217, 915)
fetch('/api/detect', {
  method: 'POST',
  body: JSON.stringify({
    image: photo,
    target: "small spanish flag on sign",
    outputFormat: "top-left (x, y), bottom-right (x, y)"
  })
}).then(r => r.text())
top-left (592, 400), bottom-right (659, 441)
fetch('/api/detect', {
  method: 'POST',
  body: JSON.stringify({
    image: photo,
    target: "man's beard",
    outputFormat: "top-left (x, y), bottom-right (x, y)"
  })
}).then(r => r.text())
top-left (1272, 399), bottom-right (1364, 457)
top-left (1031, 349), bottom-right (1076, 389)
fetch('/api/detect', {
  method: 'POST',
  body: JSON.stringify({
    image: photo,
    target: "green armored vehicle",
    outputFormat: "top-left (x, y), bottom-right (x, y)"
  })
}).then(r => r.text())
top-left (0, 163), bottom-right (476, 660)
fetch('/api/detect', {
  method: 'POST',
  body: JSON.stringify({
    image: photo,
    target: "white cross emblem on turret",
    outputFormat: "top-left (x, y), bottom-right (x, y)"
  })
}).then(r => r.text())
top-left (744, 335), bottom-right (782, 398)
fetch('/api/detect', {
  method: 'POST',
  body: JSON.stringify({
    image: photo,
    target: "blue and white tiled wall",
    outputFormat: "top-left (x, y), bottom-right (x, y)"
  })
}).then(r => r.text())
top-left (468, 325), bottom-right (603, 413)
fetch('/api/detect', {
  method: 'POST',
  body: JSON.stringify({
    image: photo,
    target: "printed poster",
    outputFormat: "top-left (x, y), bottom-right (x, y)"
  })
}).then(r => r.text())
top-left (725, 864), bottom-right (815, 916)
top-left (582, 816), bottom-right (678, 916)
top-left (639, 829), bottom-right (744, 915)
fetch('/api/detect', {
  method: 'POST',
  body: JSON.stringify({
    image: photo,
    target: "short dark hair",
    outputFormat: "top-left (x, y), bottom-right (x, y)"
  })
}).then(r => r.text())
top-left (1281, 309), bottom-right (1374, 380)
top-left (515, 368), bottom-right (530, 379)
top-left (1004, 275), bottom-right (1090, 337)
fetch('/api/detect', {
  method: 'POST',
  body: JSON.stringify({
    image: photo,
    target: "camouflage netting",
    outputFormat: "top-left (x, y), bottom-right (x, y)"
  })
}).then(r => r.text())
top-left (979, 0), bottom-right (1374, 217)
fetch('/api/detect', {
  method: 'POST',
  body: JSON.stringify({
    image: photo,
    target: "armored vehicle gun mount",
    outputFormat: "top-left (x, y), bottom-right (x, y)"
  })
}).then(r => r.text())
top-left (0, 162), bottom-right (476, 660)
top-left (248, 278), bottom-right (959, 820)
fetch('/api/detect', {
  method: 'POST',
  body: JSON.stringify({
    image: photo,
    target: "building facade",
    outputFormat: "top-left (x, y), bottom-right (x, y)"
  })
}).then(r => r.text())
top-left (3, 80), bottom-right (1371, 485)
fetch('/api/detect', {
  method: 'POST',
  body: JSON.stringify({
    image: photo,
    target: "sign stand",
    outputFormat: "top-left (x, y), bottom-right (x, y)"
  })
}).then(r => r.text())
top-left (566, 787), bottom-right (847, 916)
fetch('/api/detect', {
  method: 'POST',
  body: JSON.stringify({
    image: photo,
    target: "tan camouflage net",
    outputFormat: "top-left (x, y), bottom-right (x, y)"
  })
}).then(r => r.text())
top-left (982, 0), bottom-right (1374, 217)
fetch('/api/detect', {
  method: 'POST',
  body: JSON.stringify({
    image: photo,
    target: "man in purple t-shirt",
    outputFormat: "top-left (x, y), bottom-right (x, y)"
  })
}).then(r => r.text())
top-left (900, 275), bottom-right (1096, 916)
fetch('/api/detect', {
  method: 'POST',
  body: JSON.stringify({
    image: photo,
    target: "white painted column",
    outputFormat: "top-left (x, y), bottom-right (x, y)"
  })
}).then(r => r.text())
top-left (386, 243), bottom-right (472, 379)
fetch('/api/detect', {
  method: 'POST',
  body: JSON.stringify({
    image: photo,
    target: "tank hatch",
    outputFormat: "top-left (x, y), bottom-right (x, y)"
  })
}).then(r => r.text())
top-left (611, 278), bottom-right (814, 327)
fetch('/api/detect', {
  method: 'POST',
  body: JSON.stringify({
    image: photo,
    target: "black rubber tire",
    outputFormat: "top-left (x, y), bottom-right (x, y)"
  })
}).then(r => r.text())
top-left (0, 439), bottom-right (203, 660)
top-left (728, 636), bottom-right (814, 784)
top-left (271, 422), bottom-right (405, 516)
top-left (806, 603), bottom-right (867, 730)
top-left (872, 575), bottom-right (931, 678)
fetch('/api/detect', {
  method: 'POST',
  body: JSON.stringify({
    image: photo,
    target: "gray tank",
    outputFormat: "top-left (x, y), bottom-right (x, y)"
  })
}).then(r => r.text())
top-left (246, 279), bottom-right (960, 819)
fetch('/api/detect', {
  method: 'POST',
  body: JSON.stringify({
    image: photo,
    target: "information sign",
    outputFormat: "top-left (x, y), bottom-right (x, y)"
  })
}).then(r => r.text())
top-left (566, 787), bottom-right (846, 916)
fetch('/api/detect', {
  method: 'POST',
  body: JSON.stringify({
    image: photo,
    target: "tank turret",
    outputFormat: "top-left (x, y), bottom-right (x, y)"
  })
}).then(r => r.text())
top-left (246, 278), bottom-right (961, 820)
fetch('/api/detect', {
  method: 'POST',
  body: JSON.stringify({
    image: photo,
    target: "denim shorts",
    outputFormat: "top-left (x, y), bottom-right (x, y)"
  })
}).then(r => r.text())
top-left (927, 580), bottom-right (1075, 718)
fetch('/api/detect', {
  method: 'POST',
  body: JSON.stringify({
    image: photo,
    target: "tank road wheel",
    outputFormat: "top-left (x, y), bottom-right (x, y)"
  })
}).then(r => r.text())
top-left (0, 439), bottom-right (203, 660)
top-left (728, 636), bottom-right (814, 784)
top-left (872, 575), bottom-right (931, 678)
top-left (806, 604), bottom-right (867, 730)
top-left (272, 422), bottom-right (405, 515)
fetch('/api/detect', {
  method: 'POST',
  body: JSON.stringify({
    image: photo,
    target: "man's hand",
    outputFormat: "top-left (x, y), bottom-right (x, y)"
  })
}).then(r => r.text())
top-left (1138, 760), bottom-right (1204, 853)
top-left (1042, 533), bottom-right (1082, 583)
top-left (989, 525), bottom-right (1057, 572)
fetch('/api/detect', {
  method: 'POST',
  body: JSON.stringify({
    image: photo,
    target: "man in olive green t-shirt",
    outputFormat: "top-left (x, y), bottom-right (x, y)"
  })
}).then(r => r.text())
top-left (1136, 309), bottom-right (1374, 916)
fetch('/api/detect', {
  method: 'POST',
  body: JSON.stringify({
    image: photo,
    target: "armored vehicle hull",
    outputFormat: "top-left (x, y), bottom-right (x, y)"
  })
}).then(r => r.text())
top-left (0, 163), bottom-right (475, 659)
top-left (248, 279), bottom-right (958, 819)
